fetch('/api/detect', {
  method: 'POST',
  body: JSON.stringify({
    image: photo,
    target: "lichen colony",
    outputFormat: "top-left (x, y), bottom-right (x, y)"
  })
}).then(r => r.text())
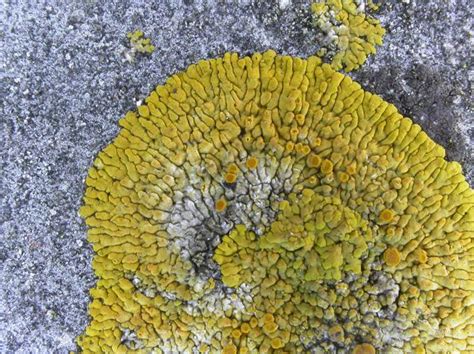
top-left (78, 51), bottom-right (474, 353)
top-left (311, 0), bottom-right (385, 72)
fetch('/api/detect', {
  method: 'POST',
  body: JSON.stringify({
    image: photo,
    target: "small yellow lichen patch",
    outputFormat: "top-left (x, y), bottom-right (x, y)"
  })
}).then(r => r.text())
top-left (228, 163), bottom-right (239, 174)
top-left (307, 153), bottom-right (322, 168)
top-left (231, 329), bottom-right (241, 339)
top-left (321, 159), bottom-right (334, 174)
top-left (413, 249), bottom-right (428, 264)
top-left (240, 323), bottom-right (251, 334)
top-left (215, 198), bottom-right (228, 213)
top-left (271, 338), bottom-right (284, 349)
top-left (379, 208), bottom-right (395, 223)
top-left (250, 317), bottom-right (258, 328)
top-left (263, 321), bottom-right (278, 335)
top-left (329, 324), bottom-right (345, 342)
top-left (383, 247), bottom-right (401, 267)
top-left (246, 156), bottom-right (259, 170)
top-left (223, 343), bottom-right (237, 354)
top-left (346, 162), bottom-right (357, 175)
top-left (353, 343), bottom-right (376, 354)
top-left (224, 172), bottom-right (238, 184)
top-left (126, 30), bottom-right (155, 62)
top-left (263, 313), bottom-right (274, 323)
top-left (338, 171), bottom-right (349, 183)
top-left (311, 0), bottom-right (385, 72)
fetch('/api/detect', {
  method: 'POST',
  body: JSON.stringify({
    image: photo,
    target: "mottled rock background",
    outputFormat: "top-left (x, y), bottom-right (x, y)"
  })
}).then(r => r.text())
top-left (1, 0), bottom-right (472, 352)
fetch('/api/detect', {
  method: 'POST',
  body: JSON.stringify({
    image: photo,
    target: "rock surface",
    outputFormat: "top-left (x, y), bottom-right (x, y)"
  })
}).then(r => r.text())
top-left (0, 1), bottom-right (472, 352)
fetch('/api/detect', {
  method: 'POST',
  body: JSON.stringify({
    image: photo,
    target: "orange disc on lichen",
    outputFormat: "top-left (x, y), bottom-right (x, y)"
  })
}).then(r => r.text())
top-left (307, 153), bottom-right (322, 168)
top-left (379, 208), bottom-right (395, 223)
top-left (383, 247), bottom-right (401, 267)
top-left (313, 137), bottom-right (322, 147)
top-left (414, 249), bottom-right (428, 264)
top-left (215, 198), bottom-right (227, 212)
top-left (263, 321), bottom-right (278, 334)
top-left (231, 329), bottom-right (241, 339)
top-left (271, 337), bottom-right (284, 349)
top-left (228, 163), bottom-right (239, 174)
top-left (338, 172), bottom-right (349, 183)
top-left (246, 156), bottom-right (258, 170)
top-left (263, 313), bottom-right (275, 323)
top-left (223, 343), bottom-right (237, 354)
top-left (224, 172), bottom-right (237, 184)
top-left (285, 141), bottom-right (294, 152)
top-left (346, 162), bottom-right (357, 175)
top-left (290, 127), bottom-right (299, 138)
top-left (250, 317), bottom-right (258, 328)
top-left (353, 343), bottom-right (376, 354)
top-left (320, 159), bottom-right (334, 174)
top-left (240, 323), bottom-right (251, 334)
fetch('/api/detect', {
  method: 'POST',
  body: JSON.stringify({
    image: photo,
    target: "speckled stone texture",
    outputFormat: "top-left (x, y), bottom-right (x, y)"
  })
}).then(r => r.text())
top-left (0, 0), bottom-right (472, 352)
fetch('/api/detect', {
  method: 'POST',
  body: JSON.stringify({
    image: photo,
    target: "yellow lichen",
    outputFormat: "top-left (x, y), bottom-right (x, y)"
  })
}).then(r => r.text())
top-left (307, 152), bottom-right (322, 168)
top-left (271, 337), bottom-right (284, 349)
top-left (246, 156), bottom-right (259, 170)
top-left (215, 198), bottom-right (228, 213)
top-left (240, 323), bottom-right (251, 334)
top-left (338, 171), bottom-right (350, 183)
top-left (321, 158), bottom-right (334, 175)
top-left (383, 247), bottom-right (401, 267)
top-left (263, 313), bottom-right (274, 323)
top-left (329, 324), bottom-right (345, 342)
top-left (125, 30), bottom-right (155, 63)
top-left (78, 51), bottom-right (474, 353)
top-left (312, 0), bottom-right (385, 72)
top-left (379, 208), bottom-right (395, 223)
top-left (353, 343), bottom-right (376, 354)
top-left (231, 328), bottom-right (241, 339)
top-left (228, 163), bottom-right (239, 174)
top-left (127, 30), bottom-right (155, 54)
top-left (223, 343), bottom-right (237, 354)
top-left (224, 172), bottom-right (238, 184)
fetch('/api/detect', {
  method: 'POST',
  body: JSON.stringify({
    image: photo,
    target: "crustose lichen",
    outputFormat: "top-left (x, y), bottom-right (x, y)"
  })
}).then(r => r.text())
top-left (124, 30), bottom-right (155, 63)
top-left (78, 51), bottom-right (474, 353)
top-left (312, 0), bottom-right (386, 72)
